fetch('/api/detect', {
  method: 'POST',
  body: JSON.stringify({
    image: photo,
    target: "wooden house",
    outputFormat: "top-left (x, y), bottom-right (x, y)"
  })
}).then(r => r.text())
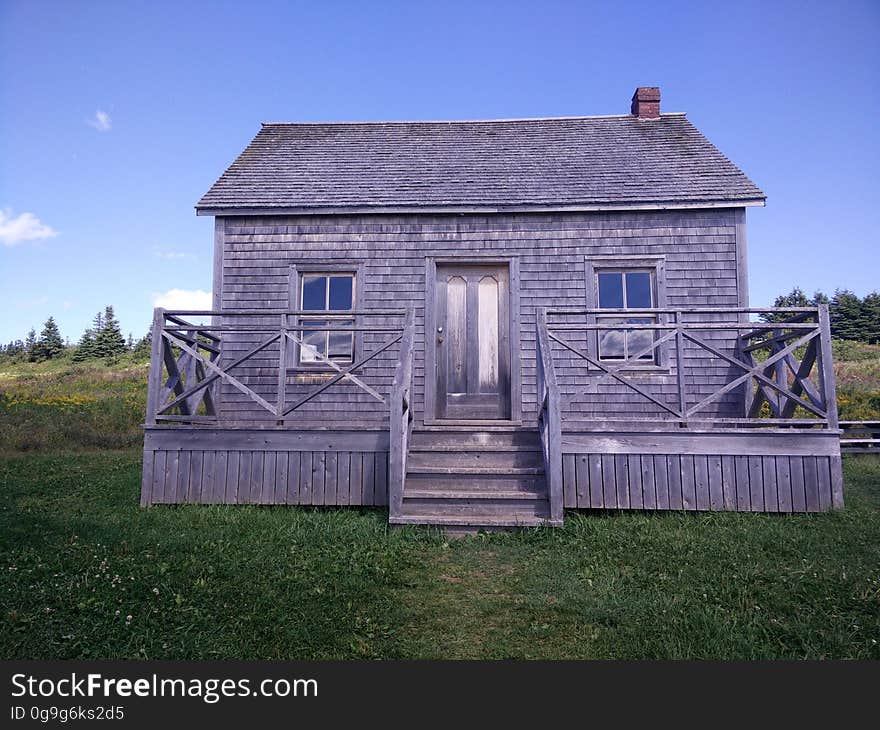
top-left (141, 87), bottom-right (843, 529)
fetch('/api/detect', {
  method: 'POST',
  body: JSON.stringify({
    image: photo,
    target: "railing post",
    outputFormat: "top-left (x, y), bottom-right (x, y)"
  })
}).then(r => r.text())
top-left (537, 309), bottom-right (564, 524)
top-left (276, 313), bottom-right (288, 424)
top-left (144, 308), bottom-right (165, 426)
top-left (674, 311), bottom-right (687, 424)
top-left (817, 304), bottom-right (839, 430)
top-left (389, 309), bottom-right (414, 518)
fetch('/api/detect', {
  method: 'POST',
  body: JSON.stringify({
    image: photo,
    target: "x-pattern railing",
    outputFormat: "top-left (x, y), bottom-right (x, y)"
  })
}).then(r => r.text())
top-left (540, 306), bottom-right (839, 428)
top-left (145, 308), bottom-right (409, 425)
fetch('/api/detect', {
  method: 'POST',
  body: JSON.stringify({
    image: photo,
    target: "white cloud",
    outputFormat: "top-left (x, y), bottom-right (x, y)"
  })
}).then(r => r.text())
top-left (0, 210), bottom-right (58, 247)
top-left (152, 288), bottom-right (212, 311)
top-left (87, 110), bottom-right (112, 132)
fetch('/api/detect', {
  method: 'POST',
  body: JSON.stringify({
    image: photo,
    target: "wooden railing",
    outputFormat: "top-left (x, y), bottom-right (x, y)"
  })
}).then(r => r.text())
top-left (536, 309), bottom-right (564, 523)
top-left (145, 308), bottom-right (409, 426)
top-left (538, 306), bottom-right (839, 430)
top-left (840, 421), bottom-right (880, 454)
top-left (389, 309), bottom-right (416, 518)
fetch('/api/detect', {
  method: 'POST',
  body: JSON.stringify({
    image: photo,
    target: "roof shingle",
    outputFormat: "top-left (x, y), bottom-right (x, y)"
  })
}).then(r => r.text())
top-left (196, 113), bottom-right (764, 212)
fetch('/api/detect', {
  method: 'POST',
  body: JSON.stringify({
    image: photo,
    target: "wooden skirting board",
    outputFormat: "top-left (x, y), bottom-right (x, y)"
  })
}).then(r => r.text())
top-left (141, 426), bottom-right (843, 513)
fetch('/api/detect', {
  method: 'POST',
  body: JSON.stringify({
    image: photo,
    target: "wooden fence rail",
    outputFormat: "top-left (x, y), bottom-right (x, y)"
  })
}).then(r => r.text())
top-left (840, 421), bottom-right (880, 454)
top-left (538, 305), bottom-right (839, 430)
top-left (388, 309), bottom-right (416, 518)
top-left (145, 308), bottom-right (408, 426)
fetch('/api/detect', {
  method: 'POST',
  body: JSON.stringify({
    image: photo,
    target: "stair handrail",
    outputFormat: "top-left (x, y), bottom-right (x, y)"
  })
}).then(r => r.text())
top-left (536, 308), bottom-right (564, 523)
top-left (389, 308), bottom-right (416, 518)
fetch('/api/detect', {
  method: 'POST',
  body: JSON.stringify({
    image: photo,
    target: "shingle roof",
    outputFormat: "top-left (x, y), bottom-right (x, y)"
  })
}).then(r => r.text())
top-left (196, 113), bottom-right (765, 213)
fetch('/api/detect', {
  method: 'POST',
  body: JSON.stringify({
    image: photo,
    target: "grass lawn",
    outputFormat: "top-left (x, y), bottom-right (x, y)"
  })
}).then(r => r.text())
top-left (1, 451), bottom-right (878, 660)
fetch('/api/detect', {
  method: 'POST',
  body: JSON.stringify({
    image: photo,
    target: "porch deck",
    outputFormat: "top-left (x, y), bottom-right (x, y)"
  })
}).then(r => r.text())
top-left (141, 305), bottom-right (843, 526)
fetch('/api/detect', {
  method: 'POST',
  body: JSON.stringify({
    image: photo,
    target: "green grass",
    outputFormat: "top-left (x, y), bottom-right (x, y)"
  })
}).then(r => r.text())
top-left (1, 451), bottom-right (878, 659)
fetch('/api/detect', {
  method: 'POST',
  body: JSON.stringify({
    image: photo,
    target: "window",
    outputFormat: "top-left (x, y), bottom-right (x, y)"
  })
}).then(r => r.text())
top-left (584, 256), bottom-right (666, 368)
top-left (297, 273), bottom-right (356, 365)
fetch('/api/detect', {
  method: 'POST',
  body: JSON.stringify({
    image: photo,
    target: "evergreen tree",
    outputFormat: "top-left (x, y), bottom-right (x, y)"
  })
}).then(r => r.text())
top-left (133, 328), bottom-right (152, 356)
top-left (25, 328), bottom-right (37, 362)
top-left (830, 289), bottom-right (865, 341)
top-left (73, 328), bottom-right (96, 362)
top-left (93, 305), bottom-right (126, 358)
top-left (862, 291), bottom-right (880, 344)
top-left (34, 316), bottom-right (64, 360)
top-left (760, 287), bottom-right (812, 322)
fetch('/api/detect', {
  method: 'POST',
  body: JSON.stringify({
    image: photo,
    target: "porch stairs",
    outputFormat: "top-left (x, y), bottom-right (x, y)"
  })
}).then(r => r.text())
top-left (389, 427), bottom-right (558, 531)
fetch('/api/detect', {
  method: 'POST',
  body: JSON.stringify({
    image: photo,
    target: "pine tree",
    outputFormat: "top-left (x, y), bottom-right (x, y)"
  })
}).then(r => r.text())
top-left (760, 286), bottom-right (812, 322)
top-left (34, 316), bottom-right (64, 360)
top-left (25, 328), bottom-right (37, 362)
top-left (93, 305), bottom-right (126, 358)
top-left (133, 328), bottom-right (152, 356)
top-left (862, 291), bottom-right (880, 344)
top-left (73, 328), bottom-right (96, 362)
top-left (830, 289), bottom-right (865, 341)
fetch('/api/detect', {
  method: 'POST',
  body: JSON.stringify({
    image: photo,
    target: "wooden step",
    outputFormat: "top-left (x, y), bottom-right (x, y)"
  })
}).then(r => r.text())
top-left (404, 489), bottom-right (546, 500)
top-left (409, 429), bottom-right (541, 451)
top-left (400, 496), bottom-right (549, 518)
top-left (389, 513), bottom-right (559, 529)
top-left (404, 472), bottom-right (546, 491)
top-left (407, 450), bottom-right (543, 469)
top-left (407, 465), bottom-right (544, 476)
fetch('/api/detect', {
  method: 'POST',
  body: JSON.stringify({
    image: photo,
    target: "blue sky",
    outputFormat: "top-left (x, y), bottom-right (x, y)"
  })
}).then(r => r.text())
top-left (1, 0), bottom-right (878, 344)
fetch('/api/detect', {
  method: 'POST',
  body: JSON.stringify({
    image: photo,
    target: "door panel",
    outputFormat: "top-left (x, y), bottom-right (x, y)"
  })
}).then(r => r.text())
top-left (434, 264), bottom-right (511, 420)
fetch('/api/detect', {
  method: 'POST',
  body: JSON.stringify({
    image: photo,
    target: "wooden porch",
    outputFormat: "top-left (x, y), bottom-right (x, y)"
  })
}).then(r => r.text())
top-left (141, 305), bottom-right (843, 527)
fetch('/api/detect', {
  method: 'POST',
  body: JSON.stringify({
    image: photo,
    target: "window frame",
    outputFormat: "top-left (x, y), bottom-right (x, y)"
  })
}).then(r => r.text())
top-left (584, 255), bottom-right (668, 371)
top-left (287, 263), bottom-right (364, 371)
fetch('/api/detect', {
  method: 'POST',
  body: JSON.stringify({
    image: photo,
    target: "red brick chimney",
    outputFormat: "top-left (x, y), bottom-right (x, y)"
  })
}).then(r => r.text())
top-left (631, 87), bottom-right (661, 119)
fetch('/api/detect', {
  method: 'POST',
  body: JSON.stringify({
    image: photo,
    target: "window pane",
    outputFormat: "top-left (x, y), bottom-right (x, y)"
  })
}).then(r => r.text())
top-left (302, 276), bottom-right (327, 310)
top-left (599, 329), bottom-right (625, 359)
top-left (598, 272), bottom-right (624, 308)
top-left (626, 318), bottom-right (654, 360)
top-left (625, 272), bottom-right (652, 308)
top-left (328, 276), bottom-right (354, 310)
top-left (328, 332), bottom-right (354, 361)
top-left (300, 320), bottom-right (327, 362)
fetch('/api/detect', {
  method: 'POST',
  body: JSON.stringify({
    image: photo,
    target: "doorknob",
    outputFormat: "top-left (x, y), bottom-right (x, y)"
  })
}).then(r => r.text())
top-left (437, 327), bottom-right (443, 333)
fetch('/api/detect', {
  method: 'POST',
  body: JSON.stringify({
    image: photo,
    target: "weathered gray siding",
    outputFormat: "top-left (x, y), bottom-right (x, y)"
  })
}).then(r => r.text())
top-left (216, 208), bottom-right (743, 425)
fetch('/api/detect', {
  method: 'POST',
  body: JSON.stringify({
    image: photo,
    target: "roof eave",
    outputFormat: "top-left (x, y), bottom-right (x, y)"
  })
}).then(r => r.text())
top-left (195, 198), bottom-right (767, 217)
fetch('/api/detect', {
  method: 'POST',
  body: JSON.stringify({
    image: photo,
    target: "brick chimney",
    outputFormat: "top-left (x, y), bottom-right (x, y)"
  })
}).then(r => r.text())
top-left (631, 87), bottom-right (661, 119)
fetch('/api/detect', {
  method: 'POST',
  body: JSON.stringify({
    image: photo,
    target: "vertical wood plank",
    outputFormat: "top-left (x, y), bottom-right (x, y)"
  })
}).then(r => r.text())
top-left (152, 450), bottom-right (167, 504)
top-left (641, 455), bottom-right (656, 510)
top-left (627, 454), bottom-right (643, 510)
top-left (653, 454), bottom-right (669, 510)
top-left (667, 455), bottom-right (683, 510)
top-left (803, 456), bottom-right (820, 512)
top-left (375, 452), bottom-right (388, 506)
top-left (337, 452), bottom-right (351, 507)
top-left (299, 451), bottom-right (313, 505)
top-left (275, 451), bottom-right (288, 504)
top-left (191, 451), bottom-right (205, 503)
top-left (262, 452), bottom-right (276, 505)
top-left (177, 450), bottom-right (191, 503)
top-left (776, 456), bottom-right (792, 513)
top-left (720, 455), bottom-right (736, 511)
top-left (589, 454), bottom-right (603, 508)
top-left (286, 451), bottom-right (301, 504)
top-left (576, 455), bottom-right (590, 509)
top-left (601, 454), bottom-right (617, 508)
top-left (762, 456), bottom-right (779, 512)
top-left (312, 451), bottom-right (326, 505)
top-left (615, 454), bottom-right (630, 509)
top-left (141, 447), bottom-right (156, 506)
top-left (707, 455), bottom-right (724, 511)
top-left (250, 451), bottom-right (265, 504)
top-left (789, 456), bottom-right (806, 512)
top-left (563, 455), bottom-right (577, 508)
top-left (694, 455), bottom-right (710, 511)
top-left (325, 451), bottom-right (338, 505)
top-left (363, 452), bottom-right (375, 505)
top-left (238, 451), bottom-right (252, 503)
top-left (349, 452), bottom-right (363, 506)
top-left (680, 455), bottom-right (696, 511)
top-left (817, 456), bottom-right (832, 511)
top-left (829, 455), bottom-right (844, 509)
top-left (748, 456), bottom-right (764, 511)
top-left (734, 455), bottom-right (750, 511)
top-left (202, 451), bottom-right (215, 503)
top-left (214, 450), bottom-right (228, 503)
top-left (226, 450), bottom-right (240, 503)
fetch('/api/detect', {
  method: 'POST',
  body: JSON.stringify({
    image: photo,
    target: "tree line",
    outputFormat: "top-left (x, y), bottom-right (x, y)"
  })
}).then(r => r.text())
top-left (0, 306), bottom-right (150, 363)
top-left (761, 288), bottom-right (880, 343)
